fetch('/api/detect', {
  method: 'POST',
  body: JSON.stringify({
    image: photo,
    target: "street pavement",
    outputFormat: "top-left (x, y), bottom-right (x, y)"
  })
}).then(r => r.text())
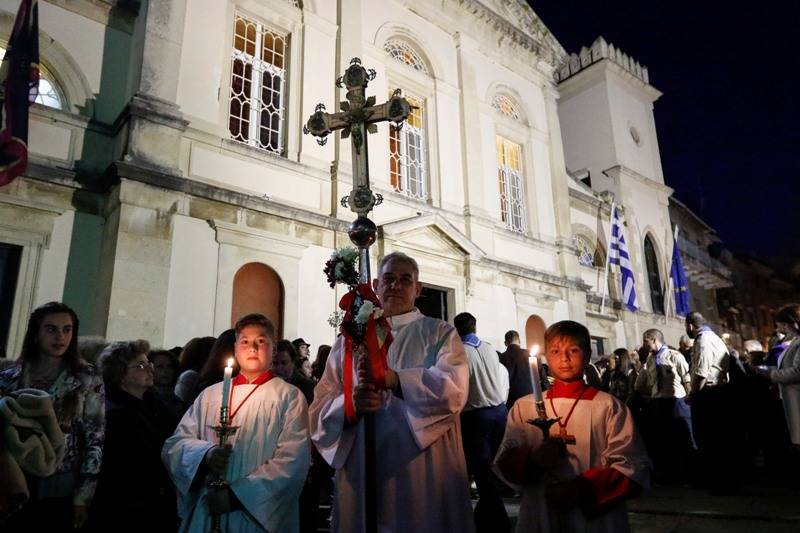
top-left (501, 481), bottom-right (800, 533)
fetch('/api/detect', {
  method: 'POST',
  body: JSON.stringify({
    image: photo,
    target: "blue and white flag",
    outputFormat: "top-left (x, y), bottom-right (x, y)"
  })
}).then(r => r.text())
top-left (609, 206), bottom-right (639, 312)
top-left (670, 234), bottom-right (691, 316)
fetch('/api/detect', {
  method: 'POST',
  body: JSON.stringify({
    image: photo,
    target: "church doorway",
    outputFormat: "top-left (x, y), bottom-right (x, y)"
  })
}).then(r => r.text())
top-left (525, 314), bottom-right (546, 352)
top-left (231, 262), bottom-right (284, 337)
top-left (415, 285), bottom-right (449, 321)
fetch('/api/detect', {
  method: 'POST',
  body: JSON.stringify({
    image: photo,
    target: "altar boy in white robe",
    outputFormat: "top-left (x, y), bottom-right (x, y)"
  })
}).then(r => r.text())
top-left (162, 314), bottom-right (310, 532)
top-left (495, 320), bottom-right (650, 533)
top-left (309, 251), bottom-right (474, 532)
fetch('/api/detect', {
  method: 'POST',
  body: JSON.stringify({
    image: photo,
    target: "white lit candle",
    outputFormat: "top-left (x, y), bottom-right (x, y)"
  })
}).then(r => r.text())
top-left (221, 358), bottom-right (234, 415)
top-left (529, 345), bottom-right (543, 403)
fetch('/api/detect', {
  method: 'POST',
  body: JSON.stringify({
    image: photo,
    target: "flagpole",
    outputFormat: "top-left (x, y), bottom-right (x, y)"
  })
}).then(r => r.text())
top-left (668, 225), bottom-right (680, 319)
top-left (600, 200), bottom-right (615, 315)
top-left (664, 226), bottom-right (675, 320)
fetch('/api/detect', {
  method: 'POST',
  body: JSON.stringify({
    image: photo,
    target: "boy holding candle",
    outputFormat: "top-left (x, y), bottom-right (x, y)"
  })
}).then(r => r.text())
top-left (162, 314), bottom-right (310, 532)
top-left (494, 320), bottom-right (650, 533)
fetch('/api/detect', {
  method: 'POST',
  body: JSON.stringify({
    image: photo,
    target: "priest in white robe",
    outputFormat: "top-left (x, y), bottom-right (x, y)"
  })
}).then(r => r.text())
top-left (309, 251), bottom-right (474, 533)
top-left (495, 320), bottom-right (650, 533)
top-left (162, 314), bottom-right (310, 533)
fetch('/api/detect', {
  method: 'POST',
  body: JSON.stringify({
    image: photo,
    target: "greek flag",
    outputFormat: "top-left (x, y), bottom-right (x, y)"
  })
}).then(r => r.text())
top-left (609, 206), bottom-right (639, 312)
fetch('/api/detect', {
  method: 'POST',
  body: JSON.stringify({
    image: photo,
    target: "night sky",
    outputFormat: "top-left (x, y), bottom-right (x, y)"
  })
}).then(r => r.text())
top-left (529, 1), bottom-right (800, 272)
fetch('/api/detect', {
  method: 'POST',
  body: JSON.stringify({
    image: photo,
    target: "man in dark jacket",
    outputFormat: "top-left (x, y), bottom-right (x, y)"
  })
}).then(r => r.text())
top-left (499, 330), bottom-right (533, 409)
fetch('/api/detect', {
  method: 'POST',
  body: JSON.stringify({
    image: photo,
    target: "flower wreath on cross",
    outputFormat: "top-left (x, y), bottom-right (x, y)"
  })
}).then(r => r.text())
top-left (324, 247), bottom-right (393, 421)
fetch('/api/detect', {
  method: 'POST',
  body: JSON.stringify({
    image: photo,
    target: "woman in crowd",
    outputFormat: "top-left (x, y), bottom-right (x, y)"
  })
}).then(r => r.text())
top-left (91, 340), bottom-right (177, 532)
top-left (173, 336), bottom-right (215, 406)
top-left (757, 304), bottom-right (800, 455)
top-left (148, 349), bottom-right (184, 420)
top-left (195, 328), bottom-right (237, 394)
top-left (311, 344), bottom-right (331, 383)
top-left (0, 302), bottom-right (105, 531)
top-left (607, 348), bottom-right (631, 401)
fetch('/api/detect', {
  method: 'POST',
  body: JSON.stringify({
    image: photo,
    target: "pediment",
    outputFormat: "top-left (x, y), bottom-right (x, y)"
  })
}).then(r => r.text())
top-left (382, 213), bottom-right (485, 260)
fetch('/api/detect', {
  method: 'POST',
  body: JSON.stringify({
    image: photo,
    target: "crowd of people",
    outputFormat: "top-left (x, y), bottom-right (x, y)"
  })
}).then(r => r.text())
top-left (0, 250), bottom-right (797, 533)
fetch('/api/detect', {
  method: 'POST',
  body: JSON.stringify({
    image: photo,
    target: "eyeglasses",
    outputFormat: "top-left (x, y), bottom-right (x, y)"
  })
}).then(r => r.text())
top-left (128, 361), bottom-right (155, 371)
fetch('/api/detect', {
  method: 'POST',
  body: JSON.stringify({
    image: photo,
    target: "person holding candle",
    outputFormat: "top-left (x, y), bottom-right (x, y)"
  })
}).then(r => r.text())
top-left (494, 320), bottom-right (650, 533)
top-left (162, 313), bottom-right (310, 532)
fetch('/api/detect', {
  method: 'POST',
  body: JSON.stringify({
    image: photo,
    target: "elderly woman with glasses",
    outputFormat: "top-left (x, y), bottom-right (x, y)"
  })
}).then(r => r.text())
top-left (91, 340), bottom-right (178, 532)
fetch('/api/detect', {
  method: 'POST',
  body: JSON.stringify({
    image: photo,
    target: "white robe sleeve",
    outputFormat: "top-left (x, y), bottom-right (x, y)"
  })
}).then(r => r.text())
top-left (308, 336), bottom-right (358, 469)
top-left (395, 327), bottom-right (469, 449)
top-left (161, 393), bottom-right (215, 513)
top-left (599, 396), bottom-right (651, 488)
top-left (229, 386), bottom-right (310, 529)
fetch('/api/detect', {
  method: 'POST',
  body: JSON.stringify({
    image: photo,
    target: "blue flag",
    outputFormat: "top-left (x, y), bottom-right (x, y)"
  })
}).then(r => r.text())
top-left (609, 206), bottom-right (638, 312)
top-left (670, 236), bottom-right (691, 316)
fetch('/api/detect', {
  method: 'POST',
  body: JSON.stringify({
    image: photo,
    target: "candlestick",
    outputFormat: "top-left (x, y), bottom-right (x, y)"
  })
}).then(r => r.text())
top-left (529, 345), bottom-right (542, 403)
top-left (221, 358), bottom-right (233, 421)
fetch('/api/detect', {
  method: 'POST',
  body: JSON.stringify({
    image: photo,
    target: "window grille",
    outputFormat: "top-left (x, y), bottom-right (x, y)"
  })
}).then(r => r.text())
top-left (491, 94), bottom-right (521, 121)
top-left (574, 235), bottom-right (606, 267)
top-left (228, 13), bottom-right (287, 154)
top-left (384, 39), bottom-right (428, 74)
top-left (575, 236), bottom-right (597, 267)
top-left (0, 46), bottom-right (65, 110)
top-left (496, 136), bottom-right (526, 233)
top-left (389, 93), bottom-right (427, 200)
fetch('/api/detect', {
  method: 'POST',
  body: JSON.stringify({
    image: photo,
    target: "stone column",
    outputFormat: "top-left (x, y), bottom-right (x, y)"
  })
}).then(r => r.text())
top-left (543, 85), bottom-right (580, 281)
top-left (455, 32), bottom-right (490, 233)
top-left (125, 0), bottom-right (189, 174)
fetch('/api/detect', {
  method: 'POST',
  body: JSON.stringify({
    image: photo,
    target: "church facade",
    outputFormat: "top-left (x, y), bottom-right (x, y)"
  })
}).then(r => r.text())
top-left (0, 0), bottom-right (695, 359)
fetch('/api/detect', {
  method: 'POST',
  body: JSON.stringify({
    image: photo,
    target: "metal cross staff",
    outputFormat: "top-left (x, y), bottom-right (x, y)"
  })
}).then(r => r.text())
top-left (304, 57), bottom-right (411, 533)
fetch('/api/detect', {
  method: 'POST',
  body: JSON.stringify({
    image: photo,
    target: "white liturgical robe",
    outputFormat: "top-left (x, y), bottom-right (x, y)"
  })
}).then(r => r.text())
top-left (495, 382), bottom-right (650, 533)
top-left (162, 377), bottom-right (310, 533)
top-left (309, 308), bottom-right (475, 533)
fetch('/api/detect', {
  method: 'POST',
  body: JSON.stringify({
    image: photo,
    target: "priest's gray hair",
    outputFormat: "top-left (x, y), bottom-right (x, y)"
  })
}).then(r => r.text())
top-left (378, 251), bottom-right (419, 278)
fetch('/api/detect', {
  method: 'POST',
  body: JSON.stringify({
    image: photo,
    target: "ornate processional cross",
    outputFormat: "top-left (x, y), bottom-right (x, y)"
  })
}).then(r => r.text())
top-left (303, 57), bottom-right (412, 533)
top-left (304, 58), bottom-right (411, 239)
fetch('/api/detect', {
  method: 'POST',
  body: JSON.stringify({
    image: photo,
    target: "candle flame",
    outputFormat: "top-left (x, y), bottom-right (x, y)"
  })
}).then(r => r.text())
top-left (530, 344), bottom-right (540, 356)
top-left (226, 357), bottom-right (234, 368)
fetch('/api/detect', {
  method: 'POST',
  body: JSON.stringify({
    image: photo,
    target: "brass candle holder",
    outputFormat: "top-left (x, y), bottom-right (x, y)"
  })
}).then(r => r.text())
top-left (208, 405), bottom-right (239, 533)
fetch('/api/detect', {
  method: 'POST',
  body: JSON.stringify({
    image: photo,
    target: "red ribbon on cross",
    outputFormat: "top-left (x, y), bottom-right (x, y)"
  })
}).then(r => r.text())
top-left (340, 283), bottom-right (393, 422)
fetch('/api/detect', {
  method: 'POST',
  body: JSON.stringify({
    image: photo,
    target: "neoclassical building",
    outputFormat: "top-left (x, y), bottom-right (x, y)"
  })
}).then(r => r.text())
top-left (0, 0), bottom-right (695, 359)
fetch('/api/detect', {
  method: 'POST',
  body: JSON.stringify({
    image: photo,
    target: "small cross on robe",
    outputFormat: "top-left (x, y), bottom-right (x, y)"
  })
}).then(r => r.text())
top-left (558, 426), bottom-right (576, 445)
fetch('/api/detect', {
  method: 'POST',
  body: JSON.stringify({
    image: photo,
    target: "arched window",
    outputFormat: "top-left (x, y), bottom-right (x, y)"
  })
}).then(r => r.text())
top-left (384, 38), bottom-right (430, 201)
top-left (644, 235), bottom-right (664, 315)
top-left (0, 46), bottom-right (66, 110)
top-left (383, 39), bottom-right (429, 74)
top-left (496, 136), bottom-right (526, 232)
top-left (491, 94), bottom-right (522, 121)
top-left (231, 262), bottom-right (284, 336)
top-left (574, 234), bottom-right (605, 268)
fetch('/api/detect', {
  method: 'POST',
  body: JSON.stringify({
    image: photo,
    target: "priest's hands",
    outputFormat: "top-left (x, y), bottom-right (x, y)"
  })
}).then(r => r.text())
top-left (529, 438), bottom-right (566, 470)
top-left (353, 344), bottom-right (401, 415)
top-left (205, 444), bottom-right (232, 476)
top-left (206, 486), bottom-right (232, 514)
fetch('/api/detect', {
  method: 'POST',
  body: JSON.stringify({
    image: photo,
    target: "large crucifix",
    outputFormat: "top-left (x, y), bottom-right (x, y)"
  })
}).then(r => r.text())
top-left (304, 57), bottom-right (411, 533)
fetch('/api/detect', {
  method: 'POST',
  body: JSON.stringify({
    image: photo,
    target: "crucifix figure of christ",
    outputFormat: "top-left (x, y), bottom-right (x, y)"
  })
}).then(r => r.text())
top-left (304, 57), bottom-right (411, 533)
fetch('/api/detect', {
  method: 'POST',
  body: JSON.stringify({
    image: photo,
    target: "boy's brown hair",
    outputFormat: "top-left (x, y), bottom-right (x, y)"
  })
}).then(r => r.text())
top-left (234, 313), bottom-right (276, 340)
top-left (544, 320), bottom-right (592, 359)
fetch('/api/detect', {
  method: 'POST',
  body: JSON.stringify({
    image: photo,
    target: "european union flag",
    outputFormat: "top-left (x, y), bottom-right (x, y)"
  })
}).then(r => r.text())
top-left (670, 236), bottom-right (691, 316)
